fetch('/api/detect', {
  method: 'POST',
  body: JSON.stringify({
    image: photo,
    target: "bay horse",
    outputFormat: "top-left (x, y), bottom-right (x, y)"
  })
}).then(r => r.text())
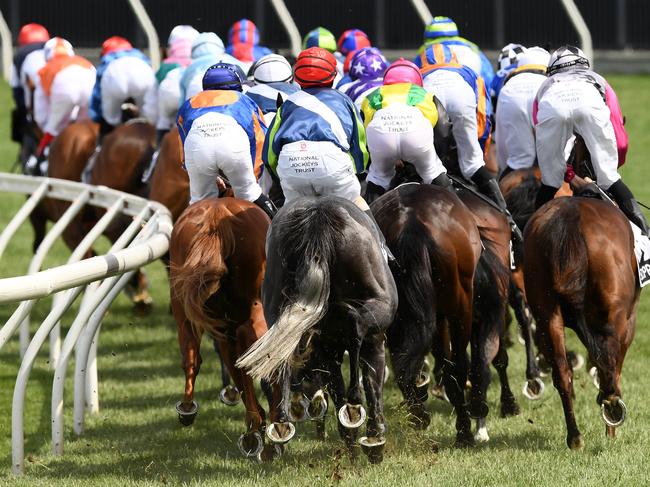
top-left (170, 197), bottom-right (285, 461)
top-left (524, 196), bottom-right (638, 449)
top-left (237, 196), bottom-right (398, 463)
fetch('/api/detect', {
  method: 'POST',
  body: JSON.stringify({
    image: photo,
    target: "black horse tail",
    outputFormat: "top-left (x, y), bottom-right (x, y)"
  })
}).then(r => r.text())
top-left (393, 213), bottom-right (437, 327)
top-left (505, 174), bottom-right (540, 231)
top-left (237, 203), bottom-right (344, 382)
top-left (473, 240), bottom-right (509, 331)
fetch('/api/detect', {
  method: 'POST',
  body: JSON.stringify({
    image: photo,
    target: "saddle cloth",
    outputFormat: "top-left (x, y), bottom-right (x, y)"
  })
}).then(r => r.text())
top-left (630, 222), bottom-right (650, 287)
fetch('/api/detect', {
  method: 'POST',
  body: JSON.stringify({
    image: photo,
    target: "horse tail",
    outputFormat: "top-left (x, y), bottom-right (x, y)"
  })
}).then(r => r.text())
top-left (504, 174), bottom-right (540, 232)
top-left (393, 213), bottom-right (437, 326)
top-left (237, 203), bottom-right (344, 382)
top-left (474, 240), bottom-right (509, 330)
top-left (170, 205), bottom-right (235, 338)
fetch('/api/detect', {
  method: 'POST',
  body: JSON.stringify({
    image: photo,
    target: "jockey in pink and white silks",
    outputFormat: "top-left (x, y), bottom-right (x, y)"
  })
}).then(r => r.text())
top-left (90, 36), bottom-right (156, 140)
top-left (361, 59), bottom-right (450, 202)
top-left (533, 46), bottom-right (648, 235)
top-left (495, 47), bottom-right (550, 174)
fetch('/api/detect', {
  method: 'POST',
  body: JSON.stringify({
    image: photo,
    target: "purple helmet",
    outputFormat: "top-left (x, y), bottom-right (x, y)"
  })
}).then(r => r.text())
top-left (349, 47), bottom-right (388, 82)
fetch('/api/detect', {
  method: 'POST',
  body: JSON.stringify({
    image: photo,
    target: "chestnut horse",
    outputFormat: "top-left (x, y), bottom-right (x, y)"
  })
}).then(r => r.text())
top-left (170, 197), bottom-right (285, 461)
top-left (237, 196), bottom-right (398, 463)
top-left (524, 196), bottom-right (638, 449)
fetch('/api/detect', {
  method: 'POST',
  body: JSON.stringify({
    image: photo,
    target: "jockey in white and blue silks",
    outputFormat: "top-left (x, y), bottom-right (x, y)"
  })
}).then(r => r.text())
top-left (89, 36), bottom-right (155, 139)
top-left (245, 54), bottom-right (299, 125)
top-left (416, 16), bottom-right (495, 87)
top-left (179, 32), bottom-right (246, 104)
top-left (341, 47), bottom-right (388, 109)
top-left (490, 43), bottom-right (526, 110)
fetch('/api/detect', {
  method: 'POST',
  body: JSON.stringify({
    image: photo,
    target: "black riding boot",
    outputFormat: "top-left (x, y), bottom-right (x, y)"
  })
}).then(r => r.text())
top-left (609, 180), bottom-right (650, 236)
top-left (472, 167), bottom-right (524, 244)
top-left (364, 209), bottom-right (397, 266)
top-left (253, 193), bottom-right (278, 220)
top-left (156, 129), bottom-right (168, 147)
top-left (431, 172), bottom-right (453, 191)
top-left (98, 117), bottom-right (114, 146)
top-left (364, 180), bottom-right (386, 204)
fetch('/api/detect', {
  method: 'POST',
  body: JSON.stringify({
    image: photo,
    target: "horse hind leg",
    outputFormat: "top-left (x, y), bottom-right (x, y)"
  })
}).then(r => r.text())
top-left (493, 337), bottom-right (520, 418)
top-left (174, 316), bottom-right (202, 426)
top-left (212, 339), bottom-right (240, 406)
top-left (359, 333), bottom-right (387, 464)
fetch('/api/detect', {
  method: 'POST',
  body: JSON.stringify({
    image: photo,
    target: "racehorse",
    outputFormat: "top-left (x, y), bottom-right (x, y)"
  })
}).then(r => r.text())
top-left (524, 196), bottom-right (638, 449)
top-left (237, 196), bottom-right (398, 463)
top-left (170, 197), bottom-right (285, 461)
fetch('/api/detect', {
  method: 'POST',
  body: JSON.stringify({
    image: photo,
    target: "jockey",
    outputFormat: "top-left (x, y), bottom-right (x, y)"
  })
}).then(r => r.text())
top-left (89, 36), bottom-right (156, 141)
top-left (176, 63), bottom-right (276, 218)
top-left (362, 58), bottom-right (450, 203)
top-left (11, 23), bottom-right (50, 144)
top-left (340, 47), bottom-right (388, 108)
top-left (225, 19), bottom-right (272, 70)
top-left (534, 46), bottom-right (649, 234)
top-left (416, 16), bottom-right (495, 86)
top-left (245, 54), bottom-right (299, 125)
top-left (419, 44), bottom-right (522, 242)
top-left (142, 25), bottom-right (199, 143)
top-left (179, 32), bottom-right (245, 104)
top-left (496, 47), bottom-right (550, 174)
top-left (28, 38), bottom-right (95, 174)
top-left (490, 43), bottom-right (526, 110)
top-left (302, 27), bottom-right (344, 84)
top-left (263, 47), bottom-right (393, 260)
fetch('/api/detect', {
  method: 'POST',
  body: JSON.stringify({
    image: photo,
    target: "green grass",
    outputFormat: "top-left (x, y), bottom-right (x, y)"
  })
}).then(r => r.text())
top-left (1, 76), bottom-right (650, 486)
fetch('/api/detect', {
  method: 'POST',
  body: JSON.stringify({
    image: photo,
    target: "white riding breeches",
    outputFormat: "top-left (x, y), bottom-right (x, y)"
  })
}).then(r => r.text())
top-left (423, 69), bottom-right (485, 179)
top-left (41, 65), bottom-right (95, 136)
top-left (183, 112), bottom-right (262, 204)
top-left (101, 56), bottom-right (156, 126)
top-left (277, 141), bottom-right (361, 204)
top-left (495, 73), bottom-right (546, 171)
top-left (536, 80), bottom-right (620, 189)
top-left (366, 104), bottom-right (446, 189)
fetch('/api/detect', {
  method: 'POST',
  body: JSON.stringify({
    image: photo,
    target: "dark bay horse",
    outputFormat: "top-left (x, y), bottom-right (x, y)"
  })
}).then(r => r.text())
top-left (148, 128), bottom-right (189, 222)
top-left (170, 197), bottom-right (285, 461)
top-left (524, 196), bottom-right (638, 449)
top-left (237, 196), bottom-right (398, 463)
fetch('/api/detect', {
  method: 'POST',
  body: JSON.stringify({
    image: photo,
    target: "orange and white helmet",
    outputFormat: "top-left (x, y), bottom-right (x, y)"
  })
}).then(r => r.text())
top-left (43, 37), bottom-right (74, 61)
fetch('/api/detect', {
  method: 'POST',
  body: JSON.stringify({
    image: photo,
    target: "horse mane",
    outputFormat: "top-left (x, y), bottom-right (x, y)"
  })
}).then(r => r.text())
top-left (170, 202), bottom-right (236, 339)
top-left (505, 174), bottom-right (540, 231)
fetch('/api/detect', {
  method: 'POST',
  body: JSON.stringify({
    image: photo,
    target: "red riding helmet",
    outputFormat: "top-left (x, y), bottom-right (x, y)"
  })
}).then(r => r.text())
top-left (293, 47), bottom-right (338, 88)
top-left (18, 23), bottom-right (50, 46)
top-left (101, 36), bottom-right (133, 56)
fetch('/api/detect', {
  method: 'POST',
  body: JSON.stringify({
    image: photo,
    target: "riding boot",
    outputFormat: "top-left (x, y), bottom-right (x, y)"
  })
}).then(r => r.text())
top-left (535, 184), bottom-right (559, 210)
top-left (430, 172), bottom-right (453, 191)
top-left (364, 209), bottom-right (398, 266)
top-left (609, 180), bottom-right (650, 236)
top-left (98, 117), bottom-right (114, 146)
top-left (472, 167), bottom-right (524, 244)
top-left (364, 180), bottom-right (386, 204)
top-left (253, 193), bottom-right (278, 220)
top-left (156, 129), bottom-right (168, 147)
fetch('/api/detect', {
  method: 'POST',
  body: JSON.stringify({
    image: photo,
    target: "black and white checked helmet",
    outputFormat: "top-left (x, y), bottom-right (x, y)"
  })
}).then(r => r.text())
top-left (547, 45), bottom-right (589, 75)
top-left (498, 43), bottom-right (526, 71)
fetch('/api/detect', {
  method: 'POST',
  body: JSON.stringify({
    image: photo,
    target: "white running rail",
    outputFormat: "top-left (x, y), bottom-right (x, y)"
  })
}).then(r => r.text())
top-left (0, 173), bottom-right (172, 475)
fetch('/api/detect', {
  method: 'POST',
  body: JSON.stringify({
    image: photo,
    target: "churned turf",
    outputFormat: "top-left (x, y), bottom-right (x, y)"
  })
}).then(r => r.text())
top-left (1, 76), bottom-right (650, 486)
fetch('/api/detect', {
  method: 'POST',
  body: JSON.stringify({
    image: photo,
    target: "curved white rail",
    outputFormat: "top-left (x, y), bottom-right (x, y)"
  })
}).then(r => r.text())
top-left (0, 173), bottom-right (172, 475)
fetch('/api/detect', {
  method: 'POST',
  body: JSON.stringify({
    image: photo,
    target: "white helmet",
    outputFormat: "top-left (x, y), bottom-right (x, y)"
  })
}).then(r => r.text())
top-left (547, 45), bottom-right (589, 75)
top-left (498, 43), bottom-right (526, 71)
top-left (44, 37), bottom-right (74, 61)
top-left (168, 25), bottom-right (199, 46)
top-left (251, 54), bottom-right (293, 84)
top-left (519, 46), bottom-right (551, 68)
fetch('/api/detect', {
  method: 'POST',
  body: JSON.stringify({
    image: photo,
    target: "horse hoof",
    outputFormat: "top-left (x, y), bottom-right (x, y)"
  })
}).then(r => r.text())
top-left (407, 404), bottom-right (430, 431)
top-left (256, 443), bottom-right (284, 463)
top-left (287, 392), bottom-right (310, 422)
top-left (500, 399), bottom-right (521, 418)
top-left (266, 421), bottom-right (296, 444)
top-left (568, 351), bottom-right (585, 371)
top-left (469, 400), bottom-right (489, 420)
top-left (175, 400), bottom-right (198, 426)
top-left (474, 426), bottom-right (489, 443)
top-left (416, 371), bottom-right (430, 389)
top-left (536, 355), bottom-right (551, 377)
top-left (422, 358), bottom-right (431, 374)
top-left (589, 367), bottom-right (600, 389)
top-left (568, 434), bottom-right (585, 450)
top-left (454, 432), bottom-right (475, 449)
top-left (601, 397), bottom-right (627, 428)
top-left (238, 431), bottom-right (264, 458)
top-left (384, 364), bottom-right (390, 384)
top-left (308, 389), bottom-right (328, 420)
top-left (431, 384), bottom-right (449, 403)
top-left (338, 404), bottom-right (366, 429)
top-left (219, 385), bottom-right (240, 406)
top-left (359, 436), bottom-right (386, 464)
top-left (522, 378), bottom-right (545, 400)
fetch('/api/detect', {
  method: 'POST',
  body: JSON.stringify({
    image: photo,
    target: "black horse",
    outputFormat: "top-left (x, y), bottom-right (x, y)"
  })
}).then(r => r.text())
top-left (237, 196), bottom-right (398, 463)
